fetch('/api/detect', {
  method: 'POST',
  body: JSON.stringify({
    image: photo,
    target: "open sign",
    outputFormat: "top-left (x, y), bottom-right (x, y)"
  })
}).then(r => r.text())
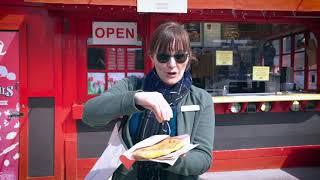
top-left (92, 22), bottom-right (138, 45)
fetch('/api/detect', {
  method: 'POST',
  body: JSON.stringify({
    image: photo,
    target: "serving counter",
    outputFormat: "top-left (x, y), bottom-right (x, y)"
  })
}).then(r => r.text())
top-left (212, 93), bottom-right (320, 103)
top-left (212, 93), bottom-right (320, 114)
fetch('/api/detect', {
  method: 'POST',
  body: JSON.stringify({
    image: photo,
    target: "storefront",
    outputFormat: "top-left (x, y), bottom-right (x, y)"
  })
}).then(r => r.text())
top-left (1, 0), bottom-right (320, 179)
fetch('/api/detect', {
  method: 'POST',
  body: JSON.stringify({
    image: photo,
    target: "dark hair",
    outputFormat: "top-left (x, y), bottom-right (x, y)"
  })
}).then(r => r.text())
top-left (148, 21), bottom-right (196, 65)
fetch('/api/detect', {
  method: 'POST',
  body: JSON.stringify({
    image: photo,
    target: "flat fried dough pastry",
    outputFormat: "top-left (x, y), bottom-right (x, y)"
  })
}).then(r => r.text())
top-left (132, 138), bottom-right (184, 159)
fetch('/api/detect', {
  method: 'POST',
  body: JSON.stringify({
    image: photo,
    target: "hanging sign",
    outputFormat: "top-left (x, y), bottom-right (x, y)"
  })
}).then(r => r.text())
top-left (252, 66), bottom-right (270, 81)
top-left (216, 50), bottom-right (233, 65)
top-left (137, 0), bottom-right (187, 13)
top-left (92, 22), bottom-right (137, 45)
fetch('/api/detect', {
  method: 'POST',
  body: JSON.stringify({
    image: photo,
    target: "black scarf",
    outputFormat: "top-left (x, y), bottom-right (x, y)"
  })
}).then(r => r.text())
top-left (136, 68), bottom-right (192, 180)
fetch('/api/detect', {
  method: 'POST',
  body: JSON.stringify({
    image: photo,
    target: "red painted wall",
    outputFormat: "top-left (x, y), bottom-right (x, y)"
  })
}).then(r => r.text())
top-left (26, 13), bottom-right (55, 93)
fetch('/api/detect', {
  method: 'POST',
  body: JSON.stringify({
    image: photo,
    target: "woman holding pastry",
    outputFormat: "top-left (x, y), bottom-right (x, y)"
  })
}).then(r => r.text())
top-left (83, 21), bottom-right (215, 180)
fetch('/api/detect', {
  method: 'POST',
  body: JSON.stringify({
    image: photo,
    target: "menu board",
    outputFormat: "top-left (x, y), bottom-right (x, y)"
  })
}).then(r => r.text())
top-left (127, 49), bottom-right (136, 70)
top-left (252, 66), bottom-right (270, 81)
top-left (107, 48), bottom-right (116, 70)
top-left (216, 50), bottom-right (233, 66)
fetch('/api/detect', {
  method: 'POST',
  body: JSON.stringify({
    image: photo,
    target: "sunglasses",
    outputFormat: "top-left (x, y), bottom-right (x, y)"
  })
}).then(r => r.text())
top-left (156, 52), bottom-right (188, 64)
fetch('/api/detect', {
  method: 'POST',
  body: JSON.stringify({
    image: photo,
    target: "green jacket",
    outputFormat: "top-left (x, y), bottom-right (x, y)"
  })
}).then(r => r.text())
top-left (82, 77), bottom-right (215, 180)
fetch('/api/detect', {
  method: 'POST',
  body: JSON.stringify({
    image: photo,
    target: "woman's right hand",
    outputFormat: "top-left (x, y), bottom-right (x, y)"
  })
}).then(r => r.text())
top-left (134, 92), bottom-right (173, 123)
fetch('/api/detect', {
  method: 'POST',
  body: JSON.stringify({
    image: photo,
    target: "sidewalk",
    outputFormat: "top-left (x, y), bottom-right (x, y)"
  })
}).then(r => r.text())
top-left (200, 167), bottom-right (320, 180)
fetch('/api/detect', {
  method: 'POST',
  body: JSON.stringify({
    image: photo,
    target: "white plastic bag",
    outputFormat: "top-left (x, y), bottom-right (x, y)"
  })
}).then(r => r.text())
top-left (85, 122), bottom-right (126, 180)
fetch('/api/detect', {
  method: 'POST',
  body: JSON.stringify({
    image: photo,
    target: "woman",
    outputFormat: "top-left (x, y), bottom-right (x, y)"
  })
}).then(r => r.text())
top-left (83, 21), bottom-right (215, 180)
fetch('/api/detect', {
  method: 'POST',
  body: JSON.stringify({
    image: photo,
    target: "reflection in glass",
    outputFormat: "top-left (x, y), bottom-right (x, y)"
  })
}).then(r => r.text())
top-left (273, 56), bottom-right (279, 66)
top-left (87, 48), bottom-right (105, 70)
top-left (308, 71), bottom-right (317, 90)
top-left (294, 71), bottom-right (304, 90)
top-left (272, 40), bottom-right (280, 55)
top-left (307, 32), bottom-right (317, 70)
top-left (282, 36), bottom-right (291, 54)
top-left (294, 52), bottom-right (305, 70)
top-left (282, 54), bottom-right (291, 67)
top-left (295, 33), bottom-right (305, 52)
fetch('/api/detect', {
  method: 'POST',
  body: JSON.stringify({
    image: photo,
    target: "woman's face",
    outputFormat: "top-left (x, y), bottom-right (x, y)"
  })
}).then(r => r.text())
top-left (151, 41), bottom-right (189, 86)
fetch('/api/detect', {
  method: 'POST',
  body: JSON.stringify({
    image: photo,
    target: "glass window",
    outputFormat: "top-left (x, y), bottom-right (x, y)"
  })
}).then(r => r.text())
top-left (307, 32), bottom-right (318, 70)
top-left (203, 23), bottom-right (222, 47)
top-left (189, 22), bottom-right (315, 95)
top-left (273, 55), bottom-right (279, 66)
top-left (272, 39), bottom-right (280, 55)
top-left (295, 33), bottom-right (305, 52)
top-left (308, 71), bottom-right (317, 90)
top-left (294, 71), bottom-right (304, 90)
top-left (87, 48), bottom-right (105, 70)
top-left (282, 36), bottom-right (291, 54)
top-left (294, 52), bottom-right (305, 70)
top-left (127, 48), bottom-right (144, 70)
top-left (282, 54), bottom-right (291, 67)
top-left (184, 22), bottom-right (202, 46)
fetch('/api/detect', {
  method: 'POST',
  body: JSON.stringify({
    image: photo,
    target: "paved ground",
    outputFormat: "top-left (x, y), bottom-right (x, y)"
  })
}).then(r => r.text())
top-left (199, 167), bottom-right (320, 180)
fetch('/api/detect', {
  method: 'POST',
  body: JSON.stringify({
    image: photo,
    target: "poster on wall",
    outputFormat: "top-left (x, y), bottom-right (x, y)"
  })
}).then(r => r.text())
top-left (0, 31), bottom-right (20, 180)
top-left (204, 23), bottom-right (221, 47)
top-left (184, 23), bottom-right (202, 46)
top-left (88, 72), bottom-right (106, 94)
top-left (252, 66), bottom-right (270, 81)
top-left (216, 50), bottom-right (233, 65)
top-left (108, 73), bottom-right (125, 89)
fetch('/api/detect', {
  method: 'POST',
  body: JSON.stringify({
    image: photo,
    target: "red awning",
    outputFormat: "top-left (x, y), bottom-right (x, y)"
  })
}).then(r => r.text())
top-left (24, 0), bottom-right (320, 12)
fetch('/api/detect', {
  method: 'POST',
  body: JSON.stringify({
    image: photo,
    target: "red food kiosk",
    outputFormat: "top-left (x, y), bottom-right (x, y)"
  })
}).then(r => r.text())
top-left (0, 0), bottom-right (320, 179)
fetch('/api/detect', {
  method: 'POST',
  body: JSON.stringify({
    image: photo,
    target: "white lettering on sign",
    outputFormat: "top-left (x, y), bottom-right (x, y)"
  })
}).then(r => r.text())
top-left (0, 40), bottom-right (7, 55)
top-left (0, 86), bottom-right (14, 97)
top-left (92, 22), bottom-right (138, 45)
